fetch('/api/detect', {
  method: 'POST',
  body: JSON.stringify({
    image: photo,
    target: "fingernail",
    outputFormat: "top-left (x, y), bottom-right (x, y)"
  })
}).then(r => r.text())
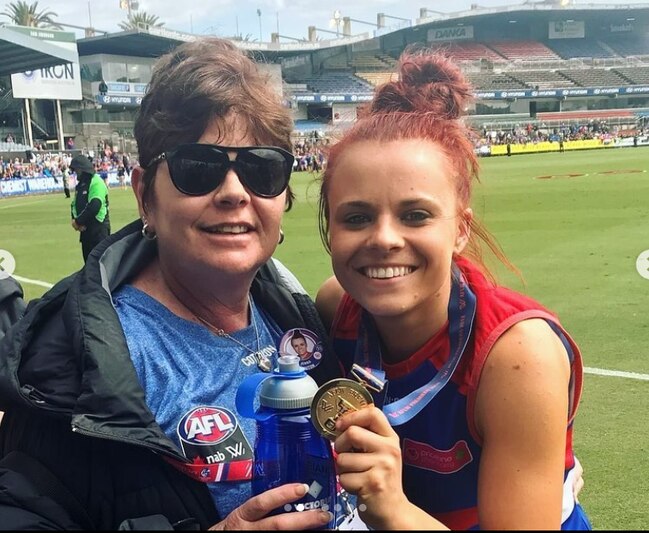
top-left (320, 511), bottom-right (334, 522)
top-left (298, 483), bottom-right (310, 496)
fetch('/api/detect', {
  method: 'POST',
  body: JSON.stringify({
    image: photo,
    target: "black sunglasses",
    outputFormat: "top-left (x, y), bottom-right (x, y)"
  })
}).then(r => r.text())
top-left (149, 143), bottom-right (294, 198)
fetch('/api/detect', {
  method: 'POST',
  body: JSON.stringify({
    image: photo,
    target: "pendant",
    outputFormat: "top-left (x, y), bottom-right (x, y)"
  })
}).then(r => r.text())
top-left (256, 353), bottom-right (272, 372)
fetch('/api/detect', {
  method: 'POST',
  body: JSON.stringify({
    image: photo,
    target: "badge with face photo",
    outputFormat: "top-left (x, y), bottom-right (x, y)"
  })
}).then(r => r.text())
top-left (279, 328), bottom-right (323, 370)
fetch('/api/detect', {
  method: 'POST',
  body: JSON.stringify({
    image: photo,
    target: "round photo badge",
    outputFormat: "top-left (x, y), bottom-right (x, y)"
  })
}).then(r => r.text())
top-left (279, 328), bottom-right (323, 370)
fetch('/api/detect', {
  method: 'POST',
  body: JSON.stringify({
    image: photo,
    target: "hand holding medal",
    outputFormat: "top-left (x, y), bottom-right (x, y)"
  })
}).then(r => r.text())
top-left (310, 367), bottom-right (408, 530)
top-left (310, 377), bottom-right (374, 440)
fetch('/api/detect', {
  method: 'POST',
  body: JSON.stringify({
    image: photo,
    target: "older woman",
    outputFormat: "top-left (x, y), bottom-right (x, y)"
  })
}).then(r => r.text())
top-left (0, 38), bottom-right (338, 530)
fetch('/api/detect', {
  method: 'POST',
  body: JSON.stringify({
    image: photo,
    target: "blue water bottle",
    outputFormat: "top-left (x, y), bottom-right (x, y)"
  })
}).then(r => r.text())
top-left (236, 355), bottom-right (337, 527)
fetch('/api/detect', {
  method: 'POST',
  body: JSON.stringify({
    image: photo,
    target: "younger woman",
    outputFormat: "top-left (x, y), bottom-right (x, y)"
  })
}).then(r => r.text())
top-left (316, 48), bottom-right (591, 530)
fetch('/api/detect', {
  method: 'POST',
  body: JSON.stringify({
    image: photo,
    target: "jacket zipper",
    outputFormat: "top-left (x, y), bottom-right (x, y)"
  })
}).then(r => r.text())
top-left (71, 424), bottom-right (187, 463)
top-left (20, 385), bottom-right (186, 462)
top-left (20, 385), bottom-right (71, 414)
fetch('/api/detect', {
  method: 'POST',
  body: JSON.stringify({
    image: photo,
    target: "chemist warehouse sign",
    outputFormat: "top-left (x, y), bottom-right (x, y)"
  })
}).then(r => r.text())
top-left (10, 27), bottom-right (82, 100)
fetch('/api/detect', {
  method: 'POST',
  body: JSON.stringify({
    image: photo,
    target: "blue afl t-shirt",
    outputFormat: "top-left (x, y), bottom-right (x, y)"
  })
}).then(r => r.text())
top-left (113, 284), bottom-right (283, 518)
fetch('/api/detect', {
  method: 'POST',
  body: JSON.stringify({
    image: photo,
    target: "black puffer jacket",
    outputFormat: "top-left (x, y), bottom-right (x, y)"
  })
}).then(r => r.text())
top-left (0, 276), bottom-right (25, 340)
top-left (0, 220), bottom-right (342, 530)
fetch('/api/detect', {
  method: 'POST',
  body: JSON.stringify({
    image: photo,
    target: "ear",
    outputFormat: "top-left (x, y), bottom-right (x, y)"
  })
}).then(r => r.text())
top-left (130, 165), bottom-right (148, 218)
top-left (454, 207), bottom-right (473, 255)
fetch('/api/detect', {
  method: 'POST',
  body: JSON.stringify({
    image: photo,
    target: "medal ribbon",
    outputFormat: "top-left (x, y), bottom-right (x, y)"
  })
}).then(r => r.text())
top-left (352, 265), bottom-right (477, 426)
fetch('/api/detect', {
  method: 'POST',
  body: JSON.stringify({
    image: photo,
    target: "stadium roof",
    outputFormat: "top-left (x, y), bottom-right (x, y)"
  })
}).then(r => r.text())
top-left (0, 25), bottom-right (79, 77)
top-left (76, 3), bottom-right (649, 60)
top-left (77, 27), bottom-right (189, 58)
top-left (76, 26), bottom-right (325, 60)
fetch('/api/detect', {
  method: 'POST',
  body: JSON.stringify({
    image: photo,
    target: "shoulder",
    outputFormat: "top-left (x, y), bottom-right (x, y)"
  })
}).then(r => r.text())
top-left (487, 318), bottom-right (569, 367)
top-left (0, 277), bottom-right (26, 339)
top-left (315, 276), bottom-right (345, 332)
top-left (0, 276), bottom-right (79, 412)
top-left (475, 318), bottom-right (571, 436)
top-left (263, 257), bottom-right (309, 296)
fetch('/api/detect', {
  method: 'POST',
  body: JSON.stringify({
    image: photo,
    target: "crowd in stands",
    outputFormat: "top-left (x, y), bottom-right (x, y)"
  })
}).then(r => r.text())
top-left (1, 138), bottom-right (334, 183)
top-left (2, 120), bottom-right (643, 182)
top-left (293, 138), bottom-right (329, 173)
top-left (1, 139), bottom-right (333, 182)
top-left (0, 143), bottom-right (136, 181)
top-left (474, 118), bottom-right (634, 148)
top-left (1, 152), bottom-right (72, 180)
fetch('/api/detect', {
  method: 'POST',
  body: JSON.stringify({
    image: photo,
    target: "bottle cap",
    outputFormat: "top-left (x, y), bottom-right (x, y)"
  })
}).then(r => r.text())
top-left (259, 355), bottom-right (319, 410)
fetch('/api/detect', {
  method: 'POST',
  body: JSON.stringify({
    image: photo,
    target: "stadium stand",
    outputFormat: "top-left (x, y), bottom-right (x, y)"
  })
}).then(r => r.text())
top-left (538, 109), bottom-right (635, 121)
top-left (320, 52), bottom-right (348, 70)
top-left (614, 66), bottom-right (649, 84)
top-left (488, 41), bottom-right (561, 61)
top-left (548, 39), bottom-right (618, 59)
top-left (605, 36), bottom-right (649, 58)
top-left (349, 51), bottom-right (396, 71)
top-left (2, 3), bottom-right (649, 155)
top-left (508, 70), bottom-right (576, 89)
top-left (559, 68), bottom-right (631, 88)
top-left (431, 41), bottom-right (505, 62)
top-left (465, 72), bottom-right (527, 90)
top-left (301, 73), bottom-right (374, 94)
top-left (355, 72), bottom-right (398, 87)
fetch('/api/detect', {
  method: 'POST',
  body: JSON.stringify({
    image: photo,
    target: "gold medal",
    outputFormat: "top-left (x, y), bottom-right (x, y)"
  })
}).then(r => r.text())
top-left (310, 378), bottom-right (374, 440)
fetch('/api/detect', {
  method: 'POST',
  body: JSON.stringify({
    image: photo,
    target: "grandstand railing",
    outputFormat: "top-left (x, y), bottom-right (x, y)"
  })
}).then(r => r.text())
top-left (459, 56), bottom-right (649, 72)
top-left (467, 109), bottom-right (647, 131)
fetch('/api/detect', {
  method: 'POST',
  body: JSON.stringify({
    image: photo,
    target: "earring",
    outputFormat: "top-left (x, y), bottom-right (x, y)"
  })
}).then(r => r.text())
top-left (141, 220), bottom-right (157, 241)
top-left (278, 229), bottom-right (285, 245)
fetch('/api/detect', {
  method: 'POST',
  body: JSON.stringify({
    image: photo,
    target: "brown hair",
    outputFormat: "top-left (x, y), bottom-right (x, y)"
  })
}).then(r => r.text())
top-left (318, 47), bottom-right (517, 280)
top-left (134, 37), bottom-right (295, 209)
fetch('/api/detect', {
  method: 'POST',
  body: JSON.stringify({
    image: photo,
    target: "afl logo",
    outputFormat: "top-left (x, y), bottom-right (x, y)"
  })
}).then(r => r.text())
top-left (178, 406), bottom-right (238, 445)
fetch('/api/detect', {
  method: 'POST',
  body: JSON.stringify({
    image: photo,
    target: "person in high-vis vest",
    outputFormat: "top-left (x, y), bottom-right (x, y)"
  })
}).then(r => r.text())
top-left (70, 154), bottom-right (111, 262)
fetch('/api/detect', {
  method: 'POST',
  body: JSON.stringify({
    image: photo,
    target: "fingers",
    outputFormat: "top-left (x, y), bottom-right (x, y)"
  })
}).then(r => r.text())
top-left (334, 407), bottom-right (399, 454)
top-left (336, 450), bottom-right (381, 473)
top-left (335, 405), bottom-right (393, 437)
top-left (263, 509), bottom-right (333, 530)
top-left (335, 446), bottom-right (402, 493)
top-left (238, 483), bottom-right (309, 522)
top-left (213, 483), bottom-right (333, 531)
top-left (573, 476), bottom-right (584, 504)
top-left (337, 470), bottom-right (366, 496)
top-left (572, 456), bottom-right (584, 503)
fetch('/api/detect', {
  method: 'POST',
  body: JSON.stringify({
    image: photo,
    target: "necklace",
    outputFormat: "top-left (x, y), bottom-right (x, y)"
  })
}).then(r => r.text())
top-left (194, 297), bottom-right (272, 372)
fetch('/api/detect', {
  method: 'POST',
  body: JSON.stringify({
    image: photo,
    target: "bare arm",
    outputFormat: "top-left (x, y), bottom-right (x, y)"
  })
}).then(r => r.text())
top-left (475, 318), bottom-right (571, 530)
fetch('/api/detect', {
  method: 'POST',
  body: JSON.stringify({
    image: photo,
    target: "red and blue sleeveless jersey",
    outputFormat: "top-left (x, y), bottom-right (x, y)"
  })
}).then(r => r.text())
top-left (330, 257), bottom-right (590, 530)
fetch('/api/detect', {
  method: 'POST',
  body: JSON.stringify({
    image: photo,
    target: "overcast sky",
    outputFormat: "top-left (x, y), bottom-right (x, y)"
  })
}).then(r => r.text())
top-left (1, 0), bottom-right (646, 41)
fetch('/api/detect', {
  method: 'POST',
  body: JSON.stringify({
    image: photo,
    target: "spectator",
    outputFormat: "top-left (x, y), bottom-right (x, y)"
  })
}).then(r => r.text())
top-left (0, 36), bottom-right (338, 530)
top-left (70, 154), bottom-right (111, 262)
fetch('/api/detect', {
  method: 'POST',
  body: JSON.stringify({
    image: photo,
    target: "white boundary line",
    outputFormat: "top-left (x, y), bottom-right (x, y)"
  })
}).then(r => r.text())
top-left (0, 199), bottom-right (48, 210)
top-left (9, 275), bottom-right (649, 382)
top-left (584, 367), bottom-right (649, 381)
top-left (13, 274), bottom-right (54, 289)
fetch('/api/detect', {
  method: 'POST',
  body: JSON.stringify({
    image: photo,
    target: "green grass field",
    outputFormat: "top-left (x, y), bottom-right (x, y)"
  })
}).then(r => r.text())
top-left (2, 148), bottom-right (648, 529)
